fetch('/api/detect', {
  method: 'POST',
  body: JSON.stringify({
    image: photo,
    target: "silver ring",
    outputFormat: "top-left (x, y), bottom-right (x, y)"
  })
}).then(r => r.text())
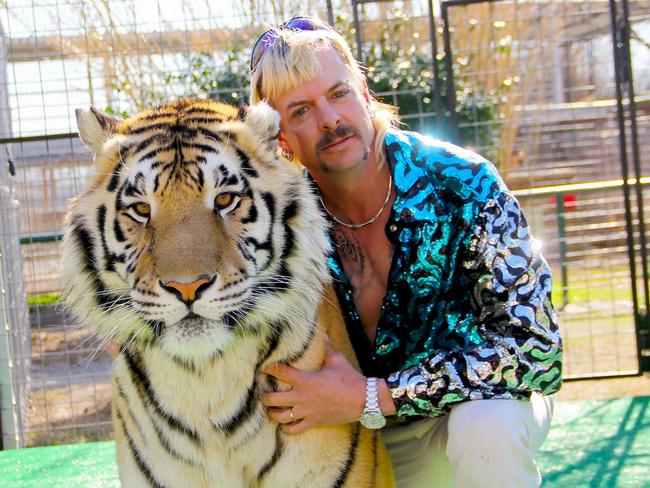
top-left (289, 408), bottom-right (295, 421)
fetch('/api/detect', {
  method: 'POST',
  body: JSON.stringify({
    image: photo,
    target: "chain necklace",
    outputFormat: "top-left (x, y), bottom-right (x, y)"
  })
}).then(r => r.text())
top-left (319, 173), bottom-right (393, 230)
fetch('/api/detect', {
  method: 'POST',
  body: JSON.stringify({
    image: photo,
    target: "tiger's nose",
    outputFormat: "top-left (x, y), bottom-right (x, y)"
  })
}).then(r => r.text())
top-left (160, 275), bottom-right (215, 305)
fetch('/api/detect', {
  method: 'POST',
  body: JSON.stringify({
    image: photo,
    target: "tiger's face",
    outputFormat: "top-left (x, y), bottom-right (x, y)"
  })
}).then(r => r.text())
top-left (63, 100), bottom-right (330, 360)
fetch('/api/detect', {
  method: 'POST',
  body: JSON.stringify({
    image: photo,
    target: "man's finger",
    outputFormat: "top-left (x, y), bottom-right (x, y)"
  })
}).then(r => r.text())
top-left (262, 362), bottom-right (304, 384)
top-left (324, 335), bottom-right (334, 353)
top-left (266, 407), bottom-right (282, 423)
top-left (266, 406), bottom-right (296, 424)
top-left (282, 418), bottom-right (310, 435)
top-left (323, 338), bottom-right (344, 367)
top-left (262, 390), bottom-right (296, 408)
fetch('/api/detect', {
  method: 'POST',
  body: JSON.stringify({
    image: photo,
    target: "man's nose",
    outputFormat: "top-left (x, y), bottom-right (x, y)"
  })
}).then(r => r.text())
top-left (316, 101), bottom-right (340, 131)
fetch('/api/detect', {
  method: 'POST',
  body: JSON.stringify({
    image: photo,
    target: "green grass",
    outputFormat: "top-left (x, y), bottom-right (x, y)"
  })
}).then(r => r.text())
top-left (551, 266), bottom-right (633, 307)
top-left (552, 284), bottom-right (632, 306)
top-left (27, 293), bottom-right (61, 306)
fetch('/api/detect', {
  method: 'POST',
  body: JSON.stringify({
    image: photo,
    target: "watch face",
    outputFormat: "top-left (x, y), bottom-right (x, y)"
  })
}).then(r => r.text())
top-left (360, 411), bottom-right (387, 429)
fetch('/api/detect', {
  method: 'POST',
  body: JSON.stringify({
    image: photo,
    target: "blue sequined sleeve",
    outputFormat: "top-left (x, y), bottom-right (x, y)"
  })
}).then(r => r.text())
top-left (386, 191), bottom-right (563, 418)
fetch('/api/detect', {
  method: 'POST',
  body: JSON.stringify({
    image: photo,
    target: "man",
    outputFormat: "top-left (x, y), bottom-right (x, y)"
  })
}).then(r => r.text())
top-left (249, 16), bottom-right (562, 487)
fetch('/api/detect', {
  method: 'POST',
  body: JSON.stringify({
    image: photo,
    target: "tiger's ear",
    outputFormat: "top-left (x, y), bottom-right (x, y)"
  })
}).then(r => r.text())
top-left (244, 102), bottom-right (280, 151)
top-left (75, 107), bottom-right (121, 154)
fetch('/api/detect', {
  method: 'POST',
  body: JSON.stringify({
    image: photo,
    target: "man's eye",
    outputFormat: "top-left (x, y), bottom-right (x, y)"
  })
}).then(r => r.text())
top-left (291, 106), bottom-right (309, 119)
top-left (332, 87), bottom-right (350, 99)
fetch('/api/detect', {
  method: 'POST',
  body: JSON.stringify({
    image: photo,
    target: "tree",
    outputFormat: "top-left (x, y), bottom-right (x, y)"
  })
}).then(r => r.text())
top-left (109, 15), bottom-right (499, 161)
top-left (356, 17), bottom-right (499, 159)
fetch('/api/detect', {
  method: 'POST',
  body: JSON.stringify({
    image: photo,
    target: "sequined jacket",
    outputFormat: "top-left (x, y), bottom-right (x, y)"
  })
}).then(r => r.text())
top-left (327, 129), bottom-right (563, 419)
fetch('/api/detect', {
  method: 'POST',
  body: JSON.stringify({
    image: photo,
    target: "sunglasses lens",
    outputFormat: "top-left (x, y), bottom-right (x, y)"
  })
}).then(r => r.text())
top-left (283, 17), bottom-right (320, 31)
top-left (250, 16), bottom-right (332, 71)
top-left (250, 31), bottom-right (277, 70)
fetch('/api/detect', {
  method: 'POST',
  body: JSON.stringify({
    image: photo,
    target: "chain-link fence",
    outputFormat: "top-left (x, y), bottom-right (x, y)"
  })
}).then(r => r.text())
top-left (0, 0), bottom-right (648, 448)
top-left (433, 0), bottom-right (650, 380)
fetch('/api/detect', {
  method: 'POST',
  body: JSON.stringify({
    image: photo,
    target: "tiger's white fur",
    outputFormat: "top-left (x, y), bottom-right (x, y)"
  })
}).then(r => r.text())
top-left (62, 100), bottom-right (393, 487)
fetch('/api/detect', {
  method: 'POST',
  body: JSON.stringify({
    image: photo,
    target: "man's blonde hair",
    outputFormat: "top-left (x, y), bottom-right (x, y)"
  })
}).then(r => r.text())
top-left (249, 25), bottom-right (399, 166)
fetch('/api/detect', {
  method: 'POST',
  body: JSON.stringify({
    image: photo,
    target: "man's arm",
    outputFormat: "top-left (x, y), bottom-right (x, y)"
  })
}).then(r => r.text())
top-left (386, 190), bottom-right (562, 418)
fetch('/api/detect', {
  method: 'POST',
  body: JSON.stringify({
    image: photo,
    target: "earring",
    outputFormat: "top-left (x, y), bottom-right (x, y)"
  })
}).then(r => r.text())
top-left (282, 150), bottom-right (294, 162)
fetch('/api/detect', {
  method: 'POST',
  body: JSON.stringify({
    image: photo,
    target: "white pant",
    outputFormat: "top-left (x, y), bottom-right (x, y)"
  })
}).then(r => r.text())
top-left (381, 393), bottom-right (554, 488)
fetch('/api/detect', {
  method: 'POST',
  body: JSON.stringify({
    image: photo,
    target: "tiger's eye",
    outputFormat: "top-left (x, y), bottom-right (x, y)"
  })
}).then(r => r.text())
top-left (132, 202), bottom-right (151, 217)
top-left (215, 193), bottom-right (234, 209)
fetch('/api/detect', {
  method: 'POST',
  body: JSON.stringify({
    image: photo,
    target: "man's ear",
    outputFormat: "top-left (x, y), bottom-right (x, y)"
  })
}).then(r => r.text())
top-left (278, 132), bottom-right (292, 157)
top-left (360, 78), bottom-right (371, 105)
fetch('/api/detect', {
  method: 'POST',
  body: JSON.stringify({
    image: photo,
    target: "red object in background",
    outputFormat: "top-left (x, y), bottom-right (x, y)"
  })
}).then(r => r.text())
top-left (563, 193), bottom-right (577, 211)
top-left (549, 193), bottom-right (578, 211)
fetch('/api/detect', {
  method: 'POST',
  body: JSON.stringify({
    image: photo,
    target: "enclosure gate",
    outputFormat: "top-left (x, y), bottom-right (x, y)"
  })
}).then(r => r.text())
top-left (352, 0), bottom-right (650, 379)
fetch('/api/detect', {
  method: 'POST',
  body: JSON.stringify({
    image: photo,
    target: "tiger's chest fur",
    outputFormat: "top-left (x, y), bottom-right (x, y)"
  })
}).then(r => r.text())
top-left (112, 322), bottom-right (360, 487)
top-left (63, 100), bottom-right (393, 487)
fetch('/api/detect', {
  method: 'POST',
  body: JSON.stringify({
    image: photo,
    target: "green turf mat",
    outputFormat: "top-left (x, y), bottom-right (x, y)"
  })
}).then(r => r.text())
top-left (0, 441), bottom-right (118, 487)
top-left (538, 396), bottom-right (649, 487)
top-left (0, 396), bottom-right (647, 487)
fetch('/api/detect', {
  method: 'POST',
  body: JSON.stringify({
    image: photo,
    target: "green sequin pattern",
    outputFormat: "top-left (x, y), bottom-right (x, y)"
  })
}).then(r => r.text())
top-left (328, 130), bottom-right (562, 418)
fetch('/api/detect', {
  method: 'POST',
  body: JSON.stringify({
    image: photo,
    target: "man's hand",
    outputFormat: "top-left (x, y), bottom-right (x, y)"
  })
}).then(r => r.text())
top-left (262, 342), bottom-right (366, 434)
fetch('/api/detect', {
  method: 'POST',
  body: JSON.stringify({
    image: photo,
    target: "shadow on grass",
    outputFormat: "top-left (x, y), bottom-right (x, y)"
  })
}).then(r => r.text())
top-left (540, 396), bottom-right (649, 487)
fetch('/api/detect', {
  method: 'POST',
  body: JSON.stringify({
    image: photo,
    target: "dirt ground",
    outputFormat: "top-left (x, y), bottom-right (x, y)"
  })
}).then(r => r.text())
top-left (557, 374), bottom-right (650, 402)
top-left (26, 328), bottom-right (113, 446)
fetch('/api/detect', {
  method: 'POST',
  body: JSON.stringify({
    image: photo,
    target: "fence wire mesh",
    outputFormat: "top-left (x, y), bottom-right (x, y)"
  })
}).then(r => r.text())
top-left (0, 0), bottom-right (647, 448)
top-left (438, 0), bottom-right (650, 374)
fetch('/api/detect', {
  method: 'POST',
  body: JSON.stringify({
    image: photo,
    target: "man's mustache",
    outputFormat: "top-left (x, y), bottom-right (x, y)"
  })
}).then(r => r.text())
top-left (317, 126), bottom-right (360, 151)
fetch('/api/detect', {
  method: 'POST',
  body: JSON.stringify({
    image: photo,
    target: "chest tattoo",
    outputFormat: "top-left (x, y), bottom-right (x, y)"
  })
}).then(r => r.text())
top-left (332, 228), bottom-right (366, 279)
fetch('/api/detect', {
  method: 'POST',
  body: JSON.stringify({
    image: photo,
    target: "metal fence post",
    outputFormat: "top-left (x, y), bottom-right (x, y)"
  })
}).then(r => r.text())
top-left (555, 193), bottom-right (569, 309)
top-left (0, 186), bottom-right (30, 450)
top-left (609, 0), bottom-right (646, 373)
top-left (0, 20), bottom-right (30, 450)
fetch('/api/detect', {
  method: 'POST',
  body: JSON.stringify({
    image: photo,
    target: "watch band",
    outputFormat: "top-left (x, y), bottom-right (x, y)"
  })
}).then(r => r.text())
top-left (365, 377), bottom-right (380, 411)
top-left (359, 377), bottom-right (386, 429)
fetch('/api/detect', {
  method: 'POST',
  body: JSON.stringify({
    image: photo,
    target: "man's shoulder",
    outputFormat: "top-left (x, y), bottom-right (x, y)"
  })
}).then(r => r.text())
top-left (385, 129), bottom-right (507, 203)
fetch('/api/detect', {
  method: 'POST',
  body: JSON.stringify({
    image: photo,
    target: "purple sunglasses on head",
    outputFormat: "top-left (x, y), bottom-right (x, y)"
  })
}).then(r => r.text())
top-left (250, 16), bottom-right (333, 71)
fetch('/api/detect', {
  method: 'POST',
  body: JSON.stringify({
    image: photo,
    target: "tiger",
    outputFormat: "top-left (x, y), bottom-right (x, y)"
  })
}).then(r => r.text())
top-left (62, 99), bottom-right (394, 487)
